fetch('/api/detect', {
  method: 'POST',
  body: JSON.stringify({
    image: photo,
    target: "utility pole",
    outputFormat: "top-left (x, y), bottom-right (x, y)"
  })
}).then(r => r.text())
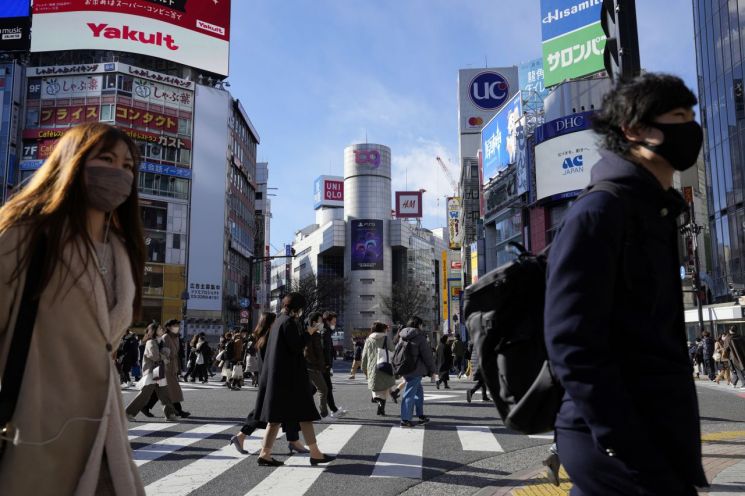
top-left (681, 200), bottom-right (705, 334)
top-left (601, 0), bottom-right (641, 81)
top-left (247, 250), bottom-right (295, 329)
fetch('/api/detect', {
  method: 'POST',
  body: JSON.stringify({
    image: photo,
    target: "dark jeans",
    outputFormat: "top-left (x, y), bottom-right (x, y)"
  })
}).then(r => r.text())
top-left (469, 379), bottom-right (488, 398)
top-left (119, 360), bottom-right (134, 383)
top-left (194, 363), bottom-right (208, 382)
top-left (454, 357), bottom-right (465, 375)
top-left (145, 390), bottom-right (184, 414)
top-left (322, 370), bottom-right (338, 412)
top-left (704, 357), bottom-right (716, 379)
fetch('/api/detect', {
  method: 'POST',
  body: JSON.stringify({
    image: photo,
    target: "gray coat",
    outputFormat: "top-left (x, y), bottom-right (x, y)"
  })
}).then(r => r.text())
top-left (398, 327), bottom-right (436, 378)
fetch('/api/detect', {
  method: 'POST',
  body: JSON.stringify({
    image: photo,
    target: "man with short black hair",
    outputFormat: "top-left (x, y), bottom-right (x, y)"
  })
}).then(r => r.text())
top-left (544, 74), bottom-right (707, 493)
top-left (321, 311), bottom-right (347, 417)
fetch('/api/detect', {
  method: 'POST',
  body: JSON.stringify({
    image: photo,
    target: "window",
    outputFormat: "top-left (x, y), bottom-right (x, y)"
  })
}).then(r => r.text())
top-left (178, 148), bottom-right (191, 165)
top-left (178, 118), bottom-right (191, 136)
top-left (100, 104), bottom-right (115, 122)
top-left (144, 231), bottom-right (166, 263)
top-left (118, 75), bottom-right (133, 93)
top-left (173, 233), bottom-right (181, 249)
top-left (25, 109), bottom-right (39, 128)
top-left (256, 191), bottom-right (263, 200)
top-left (102, 74), bottom-right (117, 91)
top-left (141, 205), bottom-right (167, 231)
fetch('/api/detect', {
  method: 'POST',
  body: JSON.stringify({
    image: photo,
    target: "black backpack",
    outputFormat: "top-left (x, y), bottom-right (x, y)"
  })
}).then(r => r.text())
top-left (463, 181), bottom-right (634, 434)
top-left (391, 330), bottom-right (419, 376)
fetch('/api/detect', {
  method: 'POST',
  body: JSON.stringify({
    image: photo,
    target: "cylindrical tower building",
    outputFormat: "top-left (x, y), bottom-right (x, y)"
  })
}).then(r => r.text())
top-left (344, 143), bottom-right (392, 342)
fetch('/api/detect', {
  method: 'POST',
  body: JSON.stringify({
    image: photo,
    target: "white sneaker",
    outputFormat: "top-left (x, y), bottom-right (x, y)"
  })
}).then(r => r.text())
top-left (331, 407), bottom-right (348, 418)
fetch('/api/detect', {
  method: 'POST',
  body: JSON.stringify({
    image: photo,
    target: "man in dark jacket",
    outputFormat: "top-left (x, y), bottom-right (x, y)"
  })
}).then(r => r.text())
top-left (118, 329), bottom-right (140, 385)
top-left (321, 311), bottom-right (346, 417)
top-left (398, 316), bottom-right (436, 428)
top-left (544, 74), bottom-right (707, 494)
top-left (701, 330), bottom-right (716, 380)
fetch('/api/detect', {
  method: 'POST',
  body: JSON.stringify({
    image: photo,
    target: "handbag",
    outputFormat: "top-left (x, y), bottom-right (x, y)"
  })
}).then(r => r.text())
top-left (376, 336), bottom-right (394, 376)
top-left (231, 363), bottom-right (244, 380)
top-left (713, 351), bottom-right (722, 362)
top-left (215, 350), bottom-right (226, 362)
top-left (0, 237), bottom-right (48, 461)
top-left (152, 362), bottom-right (166, 381)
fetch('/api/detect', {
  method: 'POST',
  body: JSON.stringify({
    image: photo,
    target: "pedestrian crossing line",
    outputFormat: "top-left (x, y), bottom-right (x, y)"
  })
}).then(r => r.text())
top-left (132, 423), bottom-right (233, 467)
top-left (127, 423), bottom-right (173, 441)
top-left (144, 429), bottom-right (285, 496)
top-left (456, 425), bottom-right (504, 452)
top-left (528, 433), bottom-right (554, 440)
top-left (371, 426), bottom-right (425, 479)
top-left (244, 424), bottom-right (362, 496)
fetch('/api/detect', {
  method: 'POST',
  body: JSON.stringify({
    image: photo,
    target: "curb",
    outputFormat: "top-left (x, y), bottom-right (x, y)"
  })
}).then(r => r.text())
top-left (486, 431), bottom-right (745, 496)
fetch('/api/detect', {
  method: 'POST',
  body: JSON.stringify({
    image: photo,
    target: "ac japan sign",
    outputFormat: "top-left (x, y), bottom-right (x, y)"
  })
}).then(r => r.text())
top-left (31, 0), bottom-right (231, 76)
top-left (395, 191), bottom-right (423, 218)
top-left (314, 176), bottom-right (344, 209)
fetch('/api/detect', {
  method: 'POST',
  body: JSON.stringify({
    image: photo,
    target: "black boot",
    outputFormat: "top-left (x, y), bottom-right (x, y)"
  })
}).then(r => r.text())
top-left (375, 398), bottom-right (386, 416)
top-left (389, 388), bottom-right (400, 403)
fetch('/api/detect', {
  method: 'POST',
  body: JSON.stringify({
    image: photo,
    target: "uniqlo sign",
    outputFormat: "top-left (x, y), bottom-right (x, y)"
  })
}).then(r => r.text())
top-left (31, 0), bottom-right (231, 76)
top-left (314, 175), bottom-right (344, 209)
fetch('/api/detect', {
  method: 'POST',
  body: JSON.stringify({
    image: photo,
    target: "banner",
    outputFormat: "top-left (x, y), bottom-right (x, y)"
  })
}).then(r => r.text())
top-left (31, 0), bottom-right (231, 75)
top-left (447, 197), bottom-right (462, 250)
top-left (133, 77), bottom-right (193, 110)
top-left (351, 219), bottom-right (383, 271)
top-left (115, 105), bottom-right (178, 133)
top-left (313, 175), bottom-right (344, 208)
top-left (41, 75), bottom-right (102, 99)
top-left (540, 0), bottom-right (606, 87)
top-left (518, 58), bottom-right (549, 110)
top-left (39, 105), bottom-right (100, 127)
top-left (535, 129), bottom-right (600, 200)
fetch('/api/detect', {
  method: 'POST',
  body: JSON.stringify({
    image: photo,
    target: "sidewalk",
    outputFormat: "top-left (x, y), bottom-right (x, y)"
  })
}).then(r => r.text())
top-left (487, 431), bottom-right (745, 495)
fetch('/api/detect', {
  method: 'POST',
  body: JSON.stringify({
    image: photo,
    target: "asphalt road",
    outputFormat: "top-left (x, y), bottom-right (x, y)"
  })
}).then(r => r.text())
top-left (123, 361), bottom-right (745, 496)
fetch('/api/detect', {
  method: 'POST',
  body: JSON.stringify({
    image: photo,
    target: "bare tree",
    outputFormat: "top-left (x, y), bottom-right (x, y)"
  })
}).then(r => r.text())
top-left (288, 274), bottom-right (347, 316)
top-left (380, 282), bottom-right (431, 327)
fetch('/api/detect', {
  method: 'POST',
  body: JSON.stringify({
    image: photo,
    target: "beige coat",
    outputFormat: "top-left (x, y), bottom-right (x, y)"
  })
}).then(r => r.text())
top-left (163, 333), bottom-right (184, 403)
top-left (0, 227), bottom-right (144, 495)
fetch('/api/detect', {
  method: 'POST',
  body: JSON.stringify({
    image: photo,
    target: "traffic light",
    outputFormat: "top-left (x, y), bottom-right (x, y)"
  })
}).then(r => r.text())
top-left (601, 0), bottom-right (641, 81)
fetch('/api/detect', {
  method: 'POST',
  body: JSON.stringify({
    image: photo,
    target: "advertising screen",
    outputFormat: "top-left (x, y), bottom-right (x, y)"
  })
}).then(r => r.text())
top-left (540, 0), bottom-right (606, 87)
top-left (31, 0), bottom-right (231, 76)
top-left (395, 191), bottom-right (423, 218)
top-left (351, 219), bottom-right (383, 271)
top-left (481, 92), bottom-right (523, 183)
top-left (519, 58), bottom-right (549, 110)
top-left (314, 175), bottom-right (344, 208)
top-left (535, 129), bottom-right (599, 200)
top-left (0, 1), bottom-right (30, 52)
top-left (470, 242), bottom-right (479, 284)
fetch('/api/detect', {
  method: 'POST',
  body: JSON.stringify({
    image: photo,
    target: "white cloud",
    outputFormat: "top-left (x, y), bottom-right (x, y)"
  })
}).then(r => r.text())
top-left (391, 139), bottom-right (458, 225)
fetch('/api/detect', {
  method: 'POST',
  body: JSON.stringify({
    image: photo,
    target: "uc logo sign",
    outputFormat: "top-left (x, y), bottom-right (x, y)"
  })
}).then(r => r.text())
top-left (469, 72), bottom-right (510, 110)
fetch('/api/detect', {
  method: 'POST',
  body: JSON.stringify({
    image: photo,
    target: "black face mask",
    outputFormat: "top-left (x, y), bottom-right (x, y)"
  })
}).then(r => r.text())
top-left (639, 121), bottom-right (703, 171)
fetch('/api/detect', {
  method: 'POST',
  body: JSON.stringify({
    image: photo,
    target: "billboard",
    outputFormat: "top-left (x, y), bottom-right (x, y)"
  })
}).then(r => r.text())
top-left (314, 175), bottom-right (344, 209)
top-left (187, 85), bottom-right (229, 312)
top-left (0, 1), bottom-right (30, 52)
top-left (535, 113), bottom-right (600, 201)
top-left (458, 67), bottom-right (519, 134)
top-left (540, 0), bottom-right (606, 87)
top-left (481, 92), bottom-right (523, 183)
top-left (441, 251), bottom-right (448, 322)
top-left (395, 191), bottom-right (423, 218)
top-left (31, 0), bottom-right (231, 76)
top-left (447, 197), bottom-right (462, 250)
top-left (351, 219), bottom-right (383, 271)
top-left (470, 242), bottom-right (479, 284)
top-left (519, 58), bottom-right (549, 110)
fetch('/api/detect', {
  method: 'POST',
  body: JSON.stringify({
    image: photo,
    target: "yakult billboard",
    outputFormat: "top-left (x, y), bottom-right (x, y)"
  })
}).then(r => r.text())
top-left (314, 175), bottom-right (344, 209)
top-left (31, 0), bottom-right (231, 76)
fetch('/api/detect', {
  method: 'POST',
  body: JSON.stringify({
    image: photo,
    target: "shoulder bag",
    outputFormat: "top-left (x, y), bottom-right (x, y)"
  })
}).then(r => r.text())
top-left (0, 237), bottom-right (48, 460)
top-left (376, 336), bottom-right (394, 376)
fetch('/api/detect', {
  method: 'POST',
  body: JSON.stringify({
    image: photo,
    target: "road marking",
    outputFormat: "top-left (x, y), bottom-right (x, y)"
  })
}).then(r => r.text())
top-left (423, 394), bottom-right (460, 402)
top-left (132, 423), bottom-right (232, 466)
top-left (371, 426), bottom-right (425, 479)
top-left (127, 422), bottom-right (173, 440)
top-left (145, 429), bottom-right (284, 495)
top-left (456, 425), bottom-right (504, 452)
top-left (528, 433), bottom-right (554, 440)
top-left (244, 424), bottom-right (361, 496)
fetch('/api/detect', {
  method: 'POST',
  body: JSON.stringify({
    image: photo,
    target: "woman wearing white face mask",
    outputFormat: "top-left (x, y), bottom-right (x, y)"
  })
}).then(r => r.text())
top-left (0, 123), bottom-right (147, 494)
top-left (142, 319), bottom-right (190, 418)
top-left (305, 312), bottom-right (331, 418)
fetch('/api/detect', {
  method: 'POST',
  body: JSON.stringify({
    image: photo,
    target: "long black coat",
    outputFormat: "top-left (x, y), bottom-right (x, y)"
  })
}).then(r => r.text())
top-left (253, 313), bottom-right (320, 423)
top-left (544, 150), bottom-right (707, 488)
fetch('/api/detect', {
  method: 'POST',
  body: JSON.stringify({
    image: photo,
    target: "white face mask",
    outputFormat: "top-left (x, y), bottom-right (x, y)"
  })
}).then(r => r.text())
top-left (315, 322), bottom-right (324, 331)
top-left (329, 324), bottom-right (336, 330)
top-left (296, 309), bottom-right (304, 319)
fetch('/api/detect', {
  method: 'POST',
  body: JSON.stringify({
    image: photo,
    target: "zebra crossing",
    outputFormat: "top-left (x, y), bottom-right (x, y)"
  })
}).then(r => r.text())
top-left (129, 418), bottom-right (552, 496)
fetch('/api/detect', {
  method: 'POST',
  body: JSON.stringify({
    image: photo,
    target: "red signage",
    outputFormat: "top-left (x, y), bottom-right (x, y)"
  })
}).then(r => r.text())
top-left (115, 104), bottom-right (178, 133)
top-left (323, 180), bottom-right (344, 202)
top-left (23, 127), bottom-right (191, 150)
top-left (39, 105), bottom-right (100, 127)
top-left (395, 191), bottom-right (424, 218)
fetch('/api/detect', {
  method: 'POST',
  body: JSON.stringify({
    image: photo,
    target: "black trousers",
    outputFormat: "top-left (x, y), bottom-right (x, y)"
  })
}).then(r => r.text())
top-left (145, 390), bottom-right (183, 414)
top-left (322, 370), bottom-right (338, 412)
top-left (469, 379), bottom-right (487, 398)
top-left (556, 427), bottom-right (697, 496)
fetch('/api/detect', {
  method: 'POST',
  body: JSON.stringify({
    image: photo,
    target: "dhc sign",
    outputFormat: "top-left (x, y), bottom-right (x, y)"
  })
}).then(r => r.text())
top-left (469, 71), bottom-right (510, 110)
top-left (535, 110), bottom-right (594, 144)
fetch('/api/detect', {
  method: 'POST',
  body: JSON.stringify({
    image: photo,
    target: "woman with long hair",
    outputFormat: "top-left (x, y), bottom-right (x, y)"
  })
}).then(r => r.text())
top-left (361, 322), bottom-right (396, 416)
top-left (0, 123), bottom-right (146, 494)
top-left (125, 324), bottom-right (178, 422)
top-left (252, 294), bottom-right (335, 466)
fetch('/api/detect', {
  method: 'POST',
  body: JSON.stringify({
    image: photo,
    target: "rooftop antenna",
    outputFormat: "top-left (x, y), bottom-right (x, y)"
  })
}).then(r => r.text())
top-left (484, 55), bottom-right (488, 68)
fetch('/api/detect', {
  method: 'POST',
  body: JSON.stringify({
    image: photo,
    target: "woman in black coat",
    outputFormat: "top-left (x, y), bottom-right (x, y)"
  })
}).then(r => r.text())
top-left (252, 293), bottom-right (335, 466)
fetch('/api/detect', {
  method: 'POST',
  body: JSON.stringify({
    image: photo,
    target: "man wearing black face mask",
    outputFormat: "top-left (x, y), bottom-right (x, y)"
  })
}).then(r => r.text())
top-left (544, 74), bottom-right (708, 495)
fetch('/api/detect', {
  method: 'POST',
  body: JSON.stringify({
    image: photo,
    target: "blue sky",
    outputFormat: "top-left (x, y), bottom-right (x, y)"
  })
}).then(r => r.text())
top-left (227, 1), bottom-right (698, 249)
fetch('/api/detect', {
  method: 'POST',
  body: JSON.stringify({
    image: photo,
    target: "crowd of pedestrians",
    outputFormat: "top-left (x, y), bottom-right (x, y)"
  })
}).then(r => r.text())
top-left (689, 326), bottom-right (745, 388)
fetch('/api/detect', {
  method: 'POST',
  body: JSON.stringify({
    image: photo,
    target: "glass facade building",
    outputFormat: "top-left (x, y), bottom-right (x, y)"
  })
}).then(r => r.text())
top-left (694, 1), bottom-right (745, 299)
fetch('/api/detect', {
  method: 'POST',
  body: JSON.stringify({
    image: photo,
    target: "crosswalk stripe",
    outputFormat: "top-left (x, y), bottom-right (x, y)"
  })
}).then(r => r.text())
top-left (371, 426), bottom-right (425, 479)
top-left (244, 423), bottom-right (361, 496)
top-left (127, 422), bottom-right (173, 440)
top-left (456, 425), bottom-right (504, 452)
top-left (528, 433), bottom-right (554, 440)
top-left (144, 429), bottom-right (284, 495)
top-left (132, 423), bottom-right (232, 467)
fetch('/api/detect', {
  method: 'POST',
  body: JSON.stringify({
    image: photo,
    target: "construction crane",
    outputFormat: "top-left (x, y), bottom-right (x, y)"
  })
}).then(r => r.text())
top-left (435, 156), bottom-right (459, 194)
